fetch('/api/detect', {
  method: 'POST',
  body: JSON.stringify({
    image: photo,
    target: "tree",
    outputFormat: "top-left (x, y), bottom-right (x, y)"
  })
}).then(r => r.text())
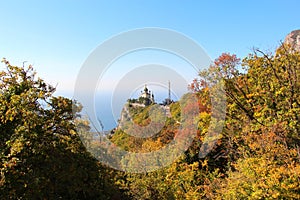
top-left (0, 59), bottom-right (118, 199)
top-left (190, 45), bottom-right (300, 199)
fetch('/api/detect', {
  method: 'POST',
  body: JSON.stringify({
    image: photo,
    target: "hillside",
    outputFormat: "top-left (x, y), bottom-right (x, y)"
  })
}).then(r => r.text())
top-left (107, 31), bottom-right (300, 199)
top-left (1, 30), bottom-right (300, 199)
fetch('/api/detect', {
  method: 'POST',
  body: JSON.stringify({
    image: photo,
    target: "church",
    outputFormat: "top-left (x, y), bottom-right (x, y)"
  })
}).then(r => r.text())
top-left (138, 85), bottom-right (155, 106)
top-left (127, 83), bottom-right (173, 107)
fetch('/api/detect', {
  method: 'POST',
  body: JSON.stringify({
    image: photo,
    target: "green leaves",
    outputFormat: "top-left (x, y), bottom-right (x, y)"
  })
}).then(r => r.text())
top-left (0, 59), bottom-right (118, 199)
top-left (1, 39), bottom-right (300, 199)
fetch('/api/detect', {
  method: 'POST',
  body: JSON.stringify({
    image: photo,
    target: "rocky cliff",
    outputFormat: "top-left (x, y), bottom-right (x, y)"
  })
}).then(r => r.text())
top-left (284, 29), bottom-right (300, 51)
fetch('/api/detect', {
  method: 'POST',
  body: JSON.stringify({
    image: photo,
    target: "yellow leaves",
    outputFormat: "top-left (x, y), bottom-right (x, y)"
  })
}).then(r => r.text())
top-left (38, 90), bottom-right (45, 98)
top-left (246, 93), bottom-right (255, 98)
top-left (271, 192), bottom-right (280, 199)
top-left (220, 139), bottom-right (300, 199)
top-left (200, 159), bottom-right (208, 168)
top-left (141, 139), bottom-right (163, 152)
top-left (197, 111), bottom-right (211, 135)
top-left (2, 157), bottom-right (19, 170)
top-left (199, 111), bottom-right (210, 120)
top-left (69, 129), bottom-right (76, 136)
top-left (248, 141), bottom-right (259, 151)
top-left (10, 95), bottom-right (21, 104)
top-left (202, 87), bottom-right (209, 93)
top-left (7, 138), bottom-right (25, 156)
top-left (4, 107), bottom-right (16, 122)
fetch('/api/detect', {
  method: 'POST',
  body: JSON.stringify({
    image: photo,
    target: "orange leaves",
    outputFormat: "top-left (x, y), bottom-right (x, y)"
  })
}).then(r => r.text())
top-left (188, 78), bottom-right (200, 93)
top-left (214, 53), bottom-right (240, 67)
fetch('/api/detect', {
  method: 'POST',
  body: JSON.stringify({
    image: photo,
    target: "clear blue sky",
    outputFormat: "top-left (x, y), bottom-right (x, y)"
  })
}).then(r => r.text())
top-left (1, 0), bottom-right (300, 97)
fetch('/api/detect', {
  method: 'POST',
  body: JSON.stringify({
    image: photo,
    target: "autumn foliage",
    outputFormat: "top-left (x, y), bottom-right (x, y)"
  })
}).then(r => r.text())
top-left (1, 41), bottom-right (300, 199)
top-left (110, 44), bottom-right (300, 199)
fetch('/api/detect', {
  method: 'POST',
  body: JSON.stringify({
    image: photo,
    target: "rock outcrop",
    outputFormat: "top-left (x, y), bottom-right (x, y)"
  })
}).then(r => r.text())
top-left (284, 30), bottom-right (300, 51)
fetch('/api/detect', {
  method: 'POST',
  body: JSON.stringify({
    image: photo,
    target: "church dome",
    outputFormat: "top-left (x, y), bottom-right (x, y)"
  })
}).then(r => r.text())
top-left (144, 85), bottom-right (148, 92)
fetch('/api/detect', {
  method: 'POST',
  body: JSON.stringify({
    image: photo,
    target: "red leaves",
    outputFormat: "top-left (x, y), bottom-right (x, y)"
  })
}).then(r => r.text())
top-left (214, 53), bottom-right (240, 67)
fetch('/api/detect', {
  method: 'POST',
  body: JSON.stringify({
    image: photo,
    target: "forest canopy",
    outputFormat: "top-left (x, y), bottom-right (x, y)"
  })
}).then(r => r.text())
top-left (1, 41), bottom-right (300, 199)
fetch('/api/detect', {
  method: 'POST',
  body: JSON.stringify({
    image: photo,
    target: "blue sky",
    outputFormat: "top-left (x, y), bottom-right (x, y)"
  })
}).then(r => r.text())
top-left (1, 0), bottom-right (300, 97)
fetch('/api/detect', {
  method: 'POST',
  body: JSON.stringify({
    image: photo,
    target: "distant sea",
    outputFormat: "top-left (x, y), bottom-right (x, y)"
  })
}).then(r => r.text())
top-left (94, 90), bottom-right (182, 131)
top-left (61, 85), bottom-right (185, 131)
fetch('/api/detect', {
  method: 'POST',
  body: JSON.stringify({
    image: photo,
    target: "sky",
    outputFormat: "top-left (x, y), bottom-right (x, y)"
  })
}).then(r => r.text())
top-left (1, 0), bottom-right (300, 129)
top-left (1, 0), bottom-right (300, 94)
